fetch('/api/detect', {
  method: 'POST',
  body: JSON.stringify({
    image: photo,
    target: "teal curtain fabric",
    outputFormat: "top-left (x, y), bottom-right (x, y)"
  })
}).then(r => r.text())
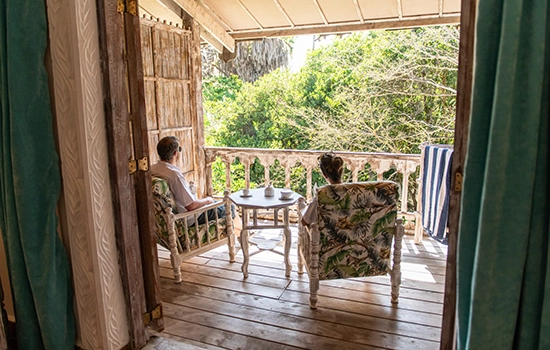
top-left (457, 0), bottom-right (550, 348)
top-left (0, 0), bottom-right (75, 349)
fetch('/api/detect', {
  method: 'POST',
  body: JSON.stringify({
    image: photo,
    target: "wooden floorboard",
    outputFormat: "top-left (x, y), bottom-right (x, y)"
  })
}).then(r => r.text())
top-left (153, 231), bottom-right (447, 349)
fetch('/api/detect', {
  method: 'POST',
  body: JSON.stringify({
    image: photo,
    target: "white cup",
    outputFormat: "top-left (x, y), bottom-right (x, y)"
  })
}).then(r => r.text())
top-left (242, 188), bottom-right (250, 196)
top-left (280, 189), bottom-right (293, 199)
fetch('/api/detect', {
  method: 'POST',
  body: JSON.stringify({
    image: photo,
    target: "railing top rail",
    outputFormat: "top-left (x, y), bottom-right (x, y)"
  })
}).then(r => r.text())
top-left (205, 146), bottom-right (421, 162)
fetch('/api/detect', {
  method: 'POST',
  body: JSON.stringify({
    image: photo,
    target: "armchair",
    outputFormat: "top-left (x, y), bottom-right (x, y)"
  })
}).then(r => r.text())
top-left (297, 181), bottom-right (404, 309)
top-left (152, 177), bottom-right (236, 283)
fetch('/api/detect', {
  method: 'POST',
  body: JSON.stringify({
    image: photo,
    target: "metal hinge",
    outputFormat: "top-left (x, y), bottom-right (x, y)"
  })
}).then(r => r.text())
top-left (117, 0), bottom-right (137, 16)
top-left (128, 158), bottom-right (137, 174)
top-left (138, 156), bottom-right (149, 171)
top-left (129, 157), bottom-right (149, 174)
top-left (454, 172), bottom-right (463, 192)
top-left (143, 304), bottom-right (162, 325)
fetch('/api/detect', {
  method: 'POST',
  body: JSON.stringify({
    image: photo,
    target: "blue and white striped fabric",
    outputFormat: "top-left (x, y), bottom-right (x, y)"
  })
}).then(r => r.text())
top-left (421, 145), bottom-right (453, 244)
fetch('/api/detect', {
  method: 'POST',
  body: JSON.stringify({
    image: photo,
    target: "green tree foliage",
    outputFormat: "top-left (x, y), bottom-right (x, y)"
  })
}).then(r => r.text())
top-left (295, 27), bottom-right (458, 153)
top-left (202, 26), bottom-right (458, 193)
top-left (205, 69), bottom-right (308, 150)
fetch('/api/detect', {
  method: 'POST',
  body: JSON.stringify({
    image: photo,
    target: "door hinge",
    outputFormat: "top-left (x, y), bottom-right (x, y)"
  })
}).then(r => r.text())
top-left (129, 157), bottom-right (149, 174)
top-left (143, 304), bottom-right (162, 325)
top-left (138, 156), bottom-right (149, 171)
top-left (128, 158), bottom-right (137, 174)
top-left (454, 172), bottom-right (463, 192)
top-left (117, 0), bottom-right (137, 16)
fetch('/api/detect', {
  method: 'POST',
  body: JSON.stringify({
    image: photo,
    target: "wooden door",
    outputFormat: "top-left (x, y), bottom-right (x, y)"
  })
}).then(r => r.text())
top-left (96, 0), bottom-right (164, 347)
top-left (141, 14), bottom-right (206, 195)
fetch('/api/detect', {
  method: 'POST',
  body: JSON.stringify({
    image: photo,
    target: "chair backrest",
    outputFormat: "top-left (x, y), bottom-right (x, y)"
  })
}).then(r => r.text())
top-left (152, 177), bottom-right (177, 213)
top-left (315, 181), bottom-right (399, 279)
top-left (151, 177), bottom-right (176, 245)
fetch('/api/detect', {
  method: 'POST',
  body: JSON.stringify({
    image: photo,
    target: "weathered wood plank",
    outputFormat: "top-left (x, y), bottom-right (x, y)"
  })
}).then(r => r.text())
top-left (157, 228), bottom-right (446, 348)
top-left (163, 302), bottom-right (438, 349)
top-left (163, 317), bottom-right (301, 350)
top-left (161, 280), bottom-right (442, 342)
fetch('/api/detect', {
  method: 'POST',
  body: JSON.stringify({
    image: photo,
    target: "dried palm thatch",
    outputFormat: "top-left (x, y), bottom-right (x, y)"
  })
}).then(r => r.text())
top-left (202, 38), bottom-right (290, 83)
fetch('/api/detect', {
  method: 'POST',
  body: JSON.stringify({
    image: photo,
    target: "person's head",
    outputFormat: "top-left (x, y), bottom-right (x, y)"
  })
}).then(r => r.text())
top-left (157, 136), bottom-right (181, 162)
top-left (318, 152), bottom-right (344, 184)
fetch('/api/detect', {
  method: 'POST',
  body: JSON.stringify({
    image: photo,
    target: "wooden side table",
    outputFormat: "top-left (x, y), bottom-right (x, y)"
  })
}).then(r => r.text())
top-left (229, 188), bottom-right (301, 278)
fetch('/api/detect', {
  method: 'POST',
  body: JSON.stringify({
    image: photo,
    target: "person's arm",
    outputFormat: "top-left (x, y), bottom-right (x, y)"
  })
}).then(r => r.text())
top-left (185, 197), bottom-right (215, 211)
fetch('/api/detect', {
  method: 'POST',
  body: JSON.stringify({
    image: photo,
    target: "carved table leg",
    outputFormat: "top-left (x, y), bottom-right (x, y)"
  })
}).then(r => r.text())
top-left (391, 218), bottom-right (404, 304)
top-left (297, 198), bottom-right (306, 274)
top-left (240, 208), bottom-right (250, 278)
top-left (283, 208), bottom-right (292, 277)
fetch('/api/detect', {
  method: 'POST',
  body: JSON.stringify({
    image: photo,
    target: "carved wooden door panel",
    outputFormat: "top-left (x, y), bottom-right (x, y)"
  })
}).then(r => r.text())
top-left (141, 15), bottom-right (206, 196)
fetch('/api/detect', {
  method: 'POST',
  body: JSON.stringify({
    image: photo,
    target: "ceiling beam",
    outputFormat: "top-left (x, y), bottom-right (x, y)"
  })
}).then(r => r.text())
top-left (172, 0), bottom-right (236, 53)
top-left (230, 15), bottom-right (461, 40)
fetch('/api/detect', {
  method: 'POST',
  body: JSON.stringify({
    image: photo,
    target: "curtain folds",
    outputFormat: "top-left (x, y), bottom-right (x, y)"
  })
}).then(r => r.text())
top-left (0, 0), bottom-right (75, 349)
top-left (457, 0), bottom-right (550, 348)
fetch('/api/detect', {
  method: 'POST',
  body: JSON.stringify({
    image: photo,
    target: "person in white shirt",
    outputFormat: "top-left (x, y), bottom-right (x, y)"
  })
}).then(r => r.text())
top-left (301, 152), bottom-right (344, 227)
top-left (151, 136), bottom-right (233, 225)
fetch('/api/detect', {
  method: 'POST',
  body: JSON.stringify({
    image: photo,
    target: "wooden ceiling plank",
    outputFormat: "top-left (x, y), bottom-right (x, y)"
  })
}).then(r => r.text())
top-left (173, 0), bottom-right (236, 52)
top-left (196, 0), bottom-right (235, 32)
top-left (396, 0), bottom-right (403, 19)
top-left (312, 0), bottom-right (329, 24)
top-left (273, 0), bottom-right (296, 27)
top-left (353, 0), bottom-right (365, 23)
top-left (235, 0), bottom-right (264, 29)
top-left (231, 14), bottom-right (461, 40)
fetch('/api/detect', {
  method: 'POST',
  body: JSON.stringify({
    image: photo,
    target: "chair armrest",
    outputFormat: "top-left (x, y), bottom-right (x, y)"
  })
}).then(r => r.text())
top-left (173, 201), bottom-right (225, 221)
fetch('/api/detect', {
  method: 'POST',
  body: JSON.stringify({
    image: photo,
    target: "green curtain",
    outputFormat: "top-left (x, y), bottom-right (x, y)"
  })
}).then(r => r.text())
top-left (0, 0), bottom-right (75, 349)
top-left (457, 0), bottom-right (550, 348)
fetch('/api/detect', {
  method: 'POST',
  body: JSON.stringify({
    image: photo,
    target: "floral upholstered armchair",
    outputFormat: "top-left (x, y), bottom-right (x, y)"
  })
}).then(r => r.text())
top-left (152, 177), bottom-right (236, 283)
top-left (297, 181), bottom-right (404, 308)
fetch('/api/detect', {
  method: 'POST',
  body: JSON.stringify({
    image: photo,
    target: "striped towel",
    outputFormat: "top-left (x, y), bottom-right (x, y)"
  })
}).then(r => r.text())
top-left (421, 145), bottom-right (453, 244)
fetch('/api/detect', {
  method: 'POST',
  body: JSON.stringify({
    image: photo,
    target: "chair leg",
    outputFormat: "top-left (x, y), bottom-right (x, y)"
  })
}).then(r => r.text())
top-left (227, 231), bottom-right (236, 263)
top-left (309, 223), bottom-right (320, 308)
top-left (168, 214), bottom-right (182, 283)
top-left (391, 218), bottom-right (404, 303)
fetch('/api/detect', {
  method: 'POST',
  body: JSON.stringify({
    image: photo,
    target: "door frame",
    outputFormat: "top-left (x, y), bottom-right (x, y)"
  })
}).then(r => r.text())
top-left (94, 0), bottom-right (477, 346)
top-left (440, 0), bottom-right (477, 348)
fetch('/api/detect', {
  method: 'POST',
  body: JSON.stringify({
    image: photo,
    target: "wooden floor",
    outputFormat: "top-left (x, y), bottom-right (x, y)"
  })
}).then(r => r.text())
top-left (153, 227), bottom-right (447, 350)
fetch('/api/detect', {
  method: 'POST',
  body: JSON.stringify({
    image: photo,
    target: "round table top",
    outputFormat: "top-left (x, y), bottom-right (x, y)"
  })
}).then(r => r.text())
top-left (229, 188), bottom-right (301, 209)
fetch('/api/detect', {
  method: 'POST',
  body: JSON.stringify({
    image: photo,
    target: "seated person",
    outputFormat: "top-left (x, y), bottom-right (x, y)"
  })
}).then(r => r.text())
top-left (301, 152), bottom-right (344, 227)
top-left (151, 136), bottom-right (235, 226)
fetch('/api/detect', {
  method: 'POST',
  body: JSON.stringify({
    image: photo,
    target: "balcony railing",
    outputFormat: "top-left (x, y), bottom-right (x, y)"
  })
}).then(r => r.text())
top-left (204, 147), bottom-right (421, 218)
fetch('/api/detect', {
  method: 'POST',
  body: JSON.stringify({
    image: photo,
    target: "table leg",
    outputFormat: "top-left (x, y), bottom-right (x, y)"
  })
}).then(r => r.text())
top-left (240, 208), bottom-right (250, 278)
top-left (283, 208), bottom-right (292, 277)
